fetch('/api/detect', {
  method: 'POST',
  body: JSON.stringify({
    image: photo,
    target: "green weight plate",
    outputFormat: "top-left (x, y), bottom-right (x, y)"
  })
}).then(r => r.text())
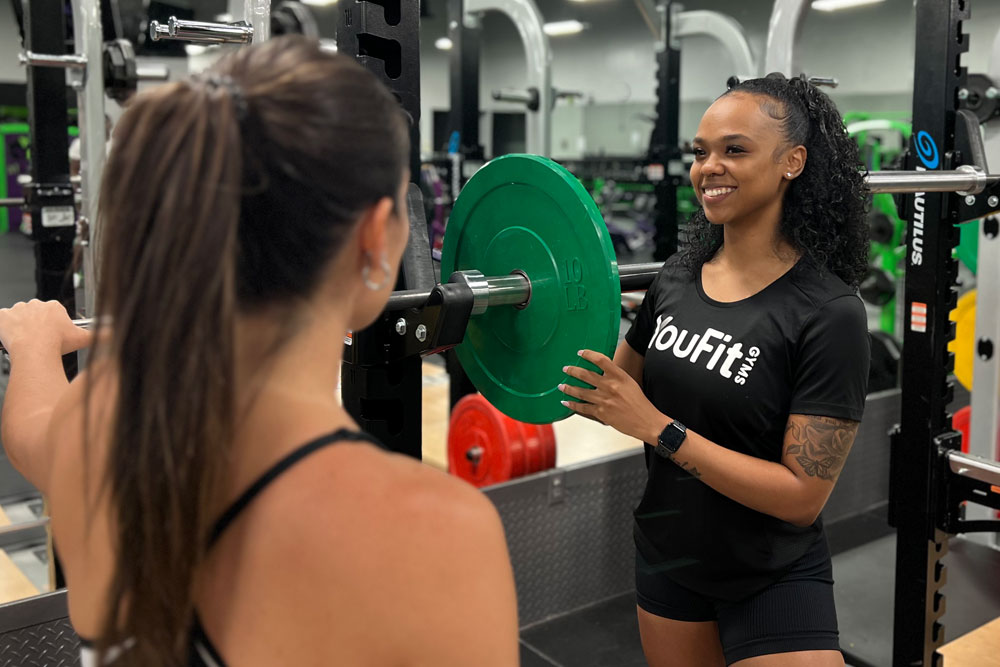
top-left (956, 219), bottom-right (978, 275)
top-left (440, 154), bottom-right (620, 424)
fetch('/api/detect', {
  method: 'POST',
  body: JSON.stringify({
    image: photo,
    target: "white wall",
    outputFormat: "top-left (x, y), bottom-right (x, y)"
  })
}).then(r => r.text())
top-left (0, 2), bottom-right (26, 83)
top-left (420, 0), bottom-right (1000, 158)
top-left (4, 0), bottom-right (1000, 155)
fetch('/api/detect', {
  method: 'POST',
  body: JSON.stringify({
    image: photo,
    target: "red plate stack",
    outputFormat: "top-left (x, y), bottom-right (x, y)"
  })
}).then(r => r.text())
top-left (448, 394), bottom-right (557, 488)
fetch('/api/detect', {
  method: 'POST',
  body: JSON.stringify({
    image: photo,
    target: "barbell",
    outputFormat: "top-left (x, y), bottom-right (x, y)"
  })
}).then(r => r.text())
top-left (3, 155), bottom-right (999, 420)
top-left (0, 165), bottom-right (993, 213)
top-left (0, 168), bottom-right (992, 217)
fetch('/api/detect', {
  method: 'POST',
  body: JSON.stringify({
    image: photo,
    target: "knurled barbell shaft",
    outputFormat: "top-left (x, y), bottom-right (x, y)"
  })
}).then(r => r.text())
top-left (619, 263), bottom-right (663, 291)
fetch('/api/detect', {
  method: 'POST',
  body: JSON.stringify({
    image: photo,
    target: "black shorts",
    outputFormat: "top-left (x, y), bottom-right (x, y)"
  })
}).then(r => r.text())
top-left (635, 535), bottom-right (840, 665)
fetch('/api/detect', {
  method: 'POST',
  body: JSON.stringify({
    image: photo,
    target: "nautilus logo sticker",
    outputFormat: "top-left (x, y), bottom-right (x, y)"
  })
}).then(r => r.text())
top-left (914, 131), bottom-right (940, 169)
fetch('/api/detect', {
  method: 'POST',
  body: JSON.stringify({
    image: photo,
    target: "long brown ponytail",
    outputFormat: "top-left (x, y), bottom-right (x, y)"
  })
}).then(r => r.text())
top-left (91, 36), bottom-right (409, 664)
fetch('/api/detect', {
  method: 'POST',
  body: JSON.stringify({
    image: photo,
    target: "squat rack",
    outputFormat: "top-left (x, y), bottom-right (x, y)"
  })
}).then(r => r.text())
top-left (890, 1), bottom-right (1000, 666)
top-left (7, 4), bottom-right (1000, 666)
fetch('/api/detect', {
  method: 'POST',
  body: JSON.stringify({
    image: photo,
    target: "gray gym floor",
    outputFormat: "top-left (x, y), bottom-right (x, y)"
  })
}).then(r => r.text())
top-left (835, 533), bottom-right (1000, 667)
top-left (515, 527), bottom-right (1000, 667)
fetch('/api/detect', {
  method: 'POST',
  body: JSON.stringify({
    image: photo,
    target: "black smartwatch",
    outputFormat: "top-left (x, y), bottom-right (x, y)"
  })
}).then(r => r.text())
top-left (654, 420), bottom-right (687, 459)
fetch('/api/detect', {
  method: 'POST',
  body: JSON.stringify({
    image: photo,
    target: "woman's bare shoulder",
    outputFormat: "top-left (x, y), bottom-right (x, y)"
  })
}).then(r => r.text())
top-left (220, 443), bottom-right (519, 665)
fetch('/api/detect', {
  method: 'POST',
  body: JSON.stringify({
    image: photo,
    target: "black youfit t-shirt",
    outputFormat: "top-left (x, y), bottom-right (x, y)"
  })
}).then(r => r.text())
top-left (624, 255), bottom-right (870, 602)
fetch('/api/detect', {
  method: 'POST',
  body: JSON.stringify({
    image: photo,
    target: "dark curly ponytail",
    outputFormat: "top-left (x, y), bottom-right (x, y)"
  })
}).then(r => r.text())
top-left (681, 73), bottom-right (870, 289)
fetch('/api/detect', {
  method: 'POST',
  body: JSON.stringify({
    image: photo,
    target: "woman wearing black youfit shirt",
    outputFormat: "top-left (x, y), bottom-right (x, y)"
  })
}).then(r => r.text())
top-left (560, 74), bottom-right (871, 667)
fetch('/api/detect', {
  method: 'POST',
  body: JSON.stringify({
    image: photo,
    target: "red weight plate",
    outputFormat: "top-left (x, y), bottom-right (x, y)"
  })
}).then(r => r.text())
top-left (520, 421), bottom-right (543, 474)
top-left (537, 424), bottom-right (557, 469)
top-left (448, 394), bottom-right (524, 488)
top-left (953, 406), bottom-right (971, 454)
top-left (506, 416), bottom-right (527, 480)
top-left (521, 423), bottom-right (557, 472)
top-left (512, 422), bottom-right (532, 476)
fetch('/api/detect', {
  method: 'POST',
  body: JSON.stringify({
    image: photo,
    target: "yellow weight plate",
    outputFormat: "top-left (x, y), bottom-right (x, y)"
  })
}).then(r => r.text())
top-left (949, 290), bottom-right (976, 391)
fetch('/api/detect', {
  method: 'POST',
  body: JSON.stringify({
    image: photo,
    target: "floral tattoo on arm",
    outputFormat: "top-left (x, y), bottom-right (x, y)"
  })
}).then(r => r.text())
top-left (784, 415), bottom-right (859, 481)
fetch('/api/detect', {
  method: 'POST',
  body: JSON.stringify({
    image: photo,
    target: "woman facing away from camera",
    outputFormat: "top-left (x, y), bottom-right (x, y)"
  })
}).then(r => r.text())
top-left (0, 37), bottom-right (518, 667)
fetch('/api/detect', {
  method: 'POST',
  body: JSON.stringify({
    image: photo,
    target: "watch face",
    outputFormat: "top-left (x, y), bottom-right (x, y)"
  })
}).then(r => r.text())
top-left (659, 421), bottom-right (685, 453)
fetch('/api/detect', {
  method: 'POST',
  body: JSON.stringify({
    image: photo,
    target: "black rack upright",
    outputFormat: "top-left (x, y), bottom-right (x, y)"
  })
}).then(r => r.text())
top-left (889, 1), bottom-right (1000, 665)
top-left (338, 1), bottom-right (430, 459)
top-left (648, 1), bottom-right (682, 261)
top-left (22, 0), bottom-right (78, 377)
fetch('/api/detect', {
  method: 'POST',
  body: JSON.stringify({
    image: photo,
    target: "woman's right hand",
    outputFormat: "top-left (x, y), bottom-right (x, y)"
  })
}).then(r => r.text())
top-left (0, 300), bottom-right (92, 359)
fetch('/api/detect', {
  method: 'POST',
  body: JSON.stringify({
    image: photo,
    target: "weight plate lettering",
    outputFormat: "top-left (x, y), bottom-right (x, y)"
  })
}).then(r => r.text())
top-left (441, 155), bottom-right (621, 423)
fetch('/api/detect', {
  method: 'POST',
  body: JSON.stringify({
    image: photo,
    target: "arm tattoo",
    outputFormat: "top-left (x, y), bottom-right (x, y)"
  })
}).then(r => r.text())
top-left (784, 416), bottom-right (859, 481)
top-left (670, 456), bottom-right (702, 480)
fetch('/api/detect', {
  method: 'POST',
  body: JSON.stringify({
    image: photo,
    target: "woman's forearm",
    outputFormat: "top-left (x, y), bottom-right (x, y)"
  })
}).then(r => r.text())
top-left (639, 418), bottom-right (819, 527)
top-left (1, 348), bottom-right (70, 490)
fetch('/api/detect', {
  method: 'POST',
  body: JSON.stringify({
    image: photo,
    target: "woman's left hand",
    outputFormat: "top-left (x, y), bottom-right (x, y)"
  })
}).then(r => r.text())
top-left (559, 350), bottom-right (669, 444)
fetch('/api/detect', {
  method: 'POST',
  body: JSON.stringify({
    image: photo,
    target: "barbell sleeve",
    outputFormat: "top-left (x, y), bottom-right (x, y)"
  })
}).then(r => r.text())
top-left (0, 198), bottom-right (25, 208)
top-left (864, 166), bottom-right (997, 195)
top-left (492, 88), bottom-right (537, 105)
top-left (149, 17), bottom-right (254, 45)
top-left (486, 273), bottom-right (532, 308)
top-left (948, 450), bottom-right (1000, 487)
top-left (18, 51), bottom-right (88, 69)
top-left (136, 65), bottom-right (171, 82)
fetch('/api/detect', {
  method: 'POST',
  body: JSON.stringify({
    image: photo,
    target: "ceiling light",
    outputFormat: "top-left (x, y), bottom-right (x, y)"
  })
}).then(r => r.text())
top-left (300, 0), bottom-right (338, 6)
top-left (185, 44), bottom-right (208, 56)
top-left (543, 20), bottom-right (587, 36)
top-left (811, 0), bottom-right (884, 11)
top-left (435, 37), bottom-right (453, 51)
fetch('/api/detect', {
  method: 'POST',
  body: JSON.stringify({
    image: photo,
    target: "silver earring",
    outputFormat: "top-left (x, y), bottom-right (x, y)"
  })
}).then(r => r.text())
top-left (362, 253), bottom-right (392, 291)
top-left (786, 172), bottom-right (793, 178)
